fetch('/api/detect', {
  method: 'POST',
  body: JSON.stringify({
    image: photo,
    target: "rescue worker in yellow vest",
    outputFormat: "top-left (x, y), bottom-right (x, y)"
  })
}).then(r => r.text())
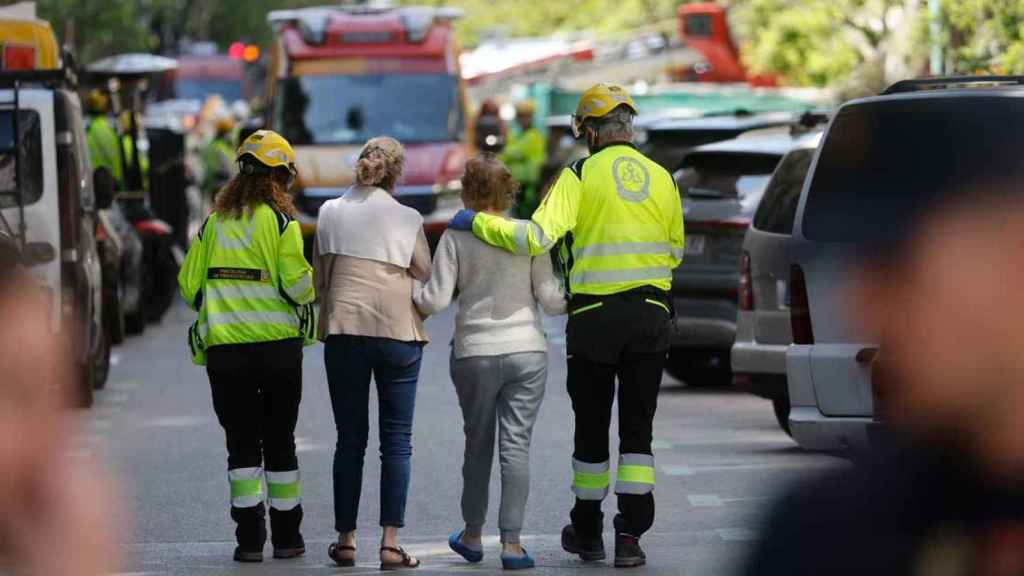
top-left (178, 130), bottom-right (316, 563)
top-left (449, 83), bottom-right (684, 568)
top-left (203, 117), bottom-right (238, 199)
top-left (501, 100), bottom-right (546, 218)
top-left (119, 111), bottom-right (150, 192)
top-left (85, 89), bottom-right (124, 188)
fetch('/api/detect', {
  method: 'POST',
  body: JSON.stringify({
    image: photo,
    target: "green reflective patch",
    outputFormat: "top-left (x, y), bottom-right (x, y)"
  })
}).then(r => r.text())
top-left (617, 465), bottom-right (655, 485)
top-left (573, 470), bottom-right (610, 490)
top-left (267, 481), bottom-right (301, 500)
top-left (230, 478), bottom-right (263, 498)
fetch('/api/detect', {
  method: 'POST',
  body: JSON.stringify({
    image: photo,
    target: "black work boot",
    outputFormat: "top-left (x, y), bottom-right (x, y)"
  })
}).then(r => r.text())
top-left (614, 533), bottom-right (646, 568)
top-left (231, 504), bottom-right (267, 563)
top-left (562, 524), bottom-right (606, 561)
top-left (270, 505), bottom-right (306, 559)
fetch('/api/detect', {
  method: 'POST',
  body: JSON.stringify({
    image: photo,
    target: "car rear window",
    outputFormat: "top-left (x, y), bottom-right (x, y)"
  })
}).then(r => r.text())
top-left (675, 152), bottom-right (780, 199)
top-left (802, 96), bottom-right (1024, 243)
top-left (753, 148), bottom-right (814, 234)
top-left (0, 110), bottom-right (42, 209)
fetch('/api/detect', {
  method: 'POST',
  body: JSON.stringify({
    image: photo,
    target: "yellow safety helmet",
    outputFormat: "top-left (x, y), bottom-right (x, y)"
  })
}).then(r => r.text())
top-left (236, 129), bottom-right (295, 171)
top-left (515, 99), bottom-right (537, 117)
top-left (571, 83), bottom-right (638, 138)
top-left (215, 117), bottom-right (236, 134)
top-left (86, 88), bottom-right (109, 114)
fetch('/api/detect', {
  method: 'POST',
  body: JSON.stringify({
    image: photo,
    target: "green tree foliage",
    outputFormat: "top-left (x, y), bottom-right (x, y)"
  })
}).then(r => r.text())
top-left (402, 0), bottom-right (686, 47)
top-left (37, 0), bottom-right (154, 63)
top-left (937, 0), bottom-right (1024, 74)
top-left (731, 0), bottom-right (911, 89)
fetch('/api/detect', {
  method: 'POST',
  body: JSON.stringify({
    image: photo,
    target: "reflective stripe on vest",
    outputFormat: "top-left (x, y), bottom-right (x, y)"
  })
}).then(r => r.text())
top-left (514, 220), bottom-right (555, 256)
top-left (215, 218), bottom-right (257, 250)
top-left (266, 469), bottom-right (301, 511)
top-left (207, 282), bottom-right (280, 302)
top-left (571, 266), bottom-right (672, 288)
top-left (229, 467), bottom-right (264, 508)
top-left (573, 241), bottom-right (671, 261)
top-left (572, 458), bottom-right (610, 501)
top-left (208, 310), bottom-right (298, 328)
top-left (283, 273), bottom-right (313, 303)
top-left (615, 453), bottom-right (655, 495)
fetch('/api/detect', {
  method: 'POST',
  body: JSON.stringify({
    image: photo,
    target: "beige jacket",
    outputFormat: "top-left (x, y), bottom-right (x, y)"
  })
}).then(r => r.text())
top-left (314, 187), bottom-right (432, 343)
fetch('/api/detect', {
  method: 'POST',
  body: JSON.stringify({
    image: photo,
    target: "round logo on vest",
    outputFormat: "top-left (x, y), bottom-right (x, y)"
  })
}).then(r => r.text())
top-left (612, 156), bottom-right (650, 202)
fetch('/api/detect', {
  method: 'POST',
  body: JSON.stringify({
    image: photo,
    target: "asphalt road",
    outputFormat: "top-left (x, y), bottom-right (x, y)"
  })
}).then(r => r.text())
top-left (81, 304), bottom-right (844, 576)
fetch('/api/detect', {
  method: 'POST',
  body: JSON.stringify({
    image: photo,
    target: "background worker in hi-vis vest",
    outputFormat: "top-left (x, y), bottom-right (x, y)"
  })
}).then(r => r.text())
top-left (449, 83), bottom-right (684, 568)
top-left (178, 130), bottom-right (316, 563)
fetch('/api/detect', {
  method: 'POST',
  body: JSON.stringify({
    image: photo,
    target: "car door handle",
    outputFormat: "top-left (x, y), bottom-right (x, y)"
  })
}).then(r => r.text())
top-left (856, 347), bottom-right (879, 365)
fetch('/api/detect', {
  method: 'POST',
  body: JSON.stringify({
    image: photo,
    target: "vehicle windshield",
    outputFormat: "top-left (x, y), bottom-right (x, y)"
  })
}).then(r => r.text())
top-left (803, 96), bottom-right (1024, 243)
top-left (174, 78), bottom-right (243, 102)
top-left (0, 110), bottom-right (43, 209)
top-left (753, 148), bottom-right (814, 234)
top-left (274, 74), bottom-right (463, 145)
top-left (675, 152), bottom-right (780, 199)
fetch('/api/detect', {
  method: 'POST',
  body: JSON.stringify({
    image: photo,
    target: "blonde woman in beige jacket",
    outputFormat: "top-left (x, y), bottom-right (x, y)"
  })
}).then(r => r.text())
top-left (315, 137), bottom-right (430, 570)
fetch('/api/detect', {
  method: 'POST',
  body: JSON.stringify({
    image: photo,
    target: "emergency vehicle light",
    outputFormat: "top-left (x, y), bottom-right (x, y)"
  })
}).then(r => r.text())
top-left (2, 43), bottom-right (35, 71)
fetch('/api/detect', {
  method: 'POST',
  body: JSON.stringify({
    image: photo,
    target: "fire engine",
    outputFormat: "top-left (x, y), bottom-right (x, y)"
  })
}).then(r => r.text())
top-left (676, 2), bottom-right (778, 87)
top-left (267, 4), bottom-right (470, 248)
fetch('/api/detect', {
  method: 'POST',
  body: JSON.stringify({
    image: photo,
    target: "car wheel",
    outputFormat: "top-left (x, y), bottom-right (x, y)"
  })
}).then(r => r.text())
top-left (772, 393), bottom-right (792, 437)
top-left (92, 330), bottom-right (111, 390)
top-left (75, 360), bottom-right (94, 408)
top-left (104, 280), bottom-right (125, 345)
top-left (125, 303), bottom-right (146, 335)
top-left (666, 350), bottom-right (732, 388)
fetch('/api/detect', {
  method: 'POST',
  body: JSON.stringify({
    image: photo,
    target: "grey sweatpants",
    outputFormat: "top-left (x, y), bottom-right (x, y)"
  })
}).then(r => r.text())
top-left (451, 351), bottom-right (547, 544)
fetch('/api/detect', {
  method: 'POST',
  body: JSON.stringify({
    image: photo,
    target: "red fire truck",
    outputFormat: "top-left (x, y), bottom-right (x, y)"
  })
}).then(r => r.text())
top-left (676, 2), bottom-right (778, 87)
top-left (266, 4), bottom-right (469, 247)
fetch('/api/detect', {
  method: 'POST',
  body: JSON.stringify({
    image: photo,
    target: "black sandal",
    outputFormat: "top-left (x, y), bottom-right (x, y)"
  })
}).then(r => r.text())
top-left (380, 546), bottom-right (420, 570)
top-left (328, 542), bottom-right (356, 567)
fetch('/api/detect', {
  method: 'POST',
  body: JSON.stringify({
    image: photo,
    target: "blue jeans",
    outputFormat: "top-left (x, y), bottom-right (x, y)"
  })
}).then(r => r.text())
top-left (325, 335), bottom-right (423, 533)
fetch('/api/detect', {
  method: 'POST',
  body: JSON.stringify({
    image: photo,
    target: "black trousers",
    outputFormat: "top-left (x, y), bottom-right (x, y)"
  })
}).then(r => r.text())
top-left (566, 290), bottom-right (670, 538)
top-left (207, 338), bottom-right (304, 549)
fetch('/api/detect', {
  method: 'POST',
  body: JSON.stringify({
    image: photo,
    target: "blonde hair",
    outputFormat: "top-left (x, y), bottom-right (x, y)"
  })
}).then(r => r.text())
top-left (355, 136), bottom-right (405, 191)
top-left (461, 153), bottom-right (518, 213)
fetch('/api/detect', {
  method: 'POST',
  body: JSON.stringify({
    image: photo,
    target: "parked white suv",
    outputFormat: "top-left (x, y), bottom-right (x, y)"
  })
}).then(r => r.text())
top-left (785, 77), bottom-right (1024, 451)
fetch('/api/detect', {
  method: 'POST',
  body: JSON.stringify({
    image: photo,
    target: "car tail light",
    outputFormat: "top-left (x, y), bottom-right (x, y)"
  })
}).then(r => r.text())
top-left (689, 218), bottom-right (751, 232)
top-left (738, 251), bottom-right (754, 311)
top-left (790, 264), bottom-right (814, 344)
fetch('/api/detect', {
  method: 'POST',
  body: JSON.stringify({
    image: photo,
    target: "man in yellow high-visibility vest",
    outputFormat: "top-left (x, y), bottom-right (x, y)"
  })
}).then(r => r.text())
top-left (500, 100), bottom-right (546, 218)
top-left (449, 83), bottom-right (684, 568)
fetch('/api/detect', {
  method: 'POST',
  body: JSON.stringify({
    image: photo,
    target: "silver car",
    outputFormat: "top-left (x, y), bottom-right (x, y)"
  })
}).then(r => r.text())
top-left (786, 78), bottom-right (1024, 451)
top-left (731, 134), bottom-right (821, 433)
top-left (668, 122), bottom-right (823, 386)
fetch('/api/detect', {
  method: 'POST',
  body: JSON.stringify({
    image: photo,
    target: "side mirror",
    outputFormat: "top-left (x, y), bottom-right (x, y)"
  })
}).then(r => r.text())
top-left (22, 241), bottom-right (56, 266)
top-left (93, 167), bottom-right (116, 210)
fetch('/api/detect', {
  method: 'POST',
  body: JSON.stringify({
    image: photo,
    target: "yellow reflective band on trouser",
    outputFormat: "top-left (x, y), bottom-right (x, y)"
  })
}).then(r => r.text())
top-left (266, 470), bottom-right (301, 511)
top-left (572, 459), bottom-right (610, 501)
top-left (513, 220), bottom-right (555, 255)
top-left (616, 454), bottom-right (655, 495)
top-left (571, 266), bottom-right (672, 288)
top-left (229, 467), bottom-right (264, 508)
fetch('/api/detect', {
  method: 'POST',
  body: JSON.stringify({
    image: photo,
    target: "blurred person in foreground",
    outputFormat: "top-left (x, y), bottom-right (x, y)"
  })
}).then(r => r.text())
top-left (743, 181), bottom-right (1024, 576)
top-left (500, 100), bottom-right (546, 219)
top-left (0, 241), bottom-right (120, 575)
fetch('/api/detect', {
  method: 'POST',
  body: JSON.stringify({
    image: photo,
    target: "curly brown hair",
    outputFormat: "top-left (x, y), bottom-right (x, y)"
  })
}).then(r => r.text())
top-left (460, 153), bottom-right (519, 213)
top-left (213, 168), bottom-right (297, 219)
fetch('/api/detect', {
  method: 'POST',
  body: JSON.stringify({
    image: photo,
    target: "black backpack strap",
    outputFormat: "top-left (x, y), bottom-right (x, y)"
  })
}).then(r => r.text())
top-left (196, 215), bottom-right (211, 241)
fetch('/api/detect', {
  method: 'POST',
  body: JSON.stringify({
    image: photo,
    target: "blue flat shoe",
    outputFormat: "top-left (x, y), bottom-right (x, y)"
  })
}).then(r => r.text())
top-left (502, 548), bottom-right (535, 570)
top-left (448, 530), bottom-right (483, 563)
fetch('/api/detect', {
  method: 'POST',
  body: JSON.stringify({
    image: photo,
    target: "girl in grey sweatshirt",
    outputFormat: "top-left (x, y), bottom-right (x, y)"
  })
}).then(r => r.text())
top-left (415, 155), bottom-right (566, 570)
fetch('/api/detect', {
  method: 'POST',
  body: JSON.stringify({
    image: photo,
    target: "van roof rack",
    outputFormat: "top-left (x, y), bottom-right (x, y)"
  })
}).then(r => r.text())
top-left (0, 68), bottom-right (77, 90)
top-left (882, 75), bottom-right (1024, 95)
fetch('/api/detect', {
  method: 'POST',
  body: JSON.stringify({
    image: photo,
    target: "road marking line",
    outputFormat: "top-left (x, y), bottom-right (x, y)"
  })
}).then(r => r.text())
top-left (144, 416), bottom-right (210, 428)
top-left (688, 494), bottom-right (771, 507)
top-left (663, 461), bottom-right (839, 476)
top-left (716, 528), bottom-right (759, 542)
